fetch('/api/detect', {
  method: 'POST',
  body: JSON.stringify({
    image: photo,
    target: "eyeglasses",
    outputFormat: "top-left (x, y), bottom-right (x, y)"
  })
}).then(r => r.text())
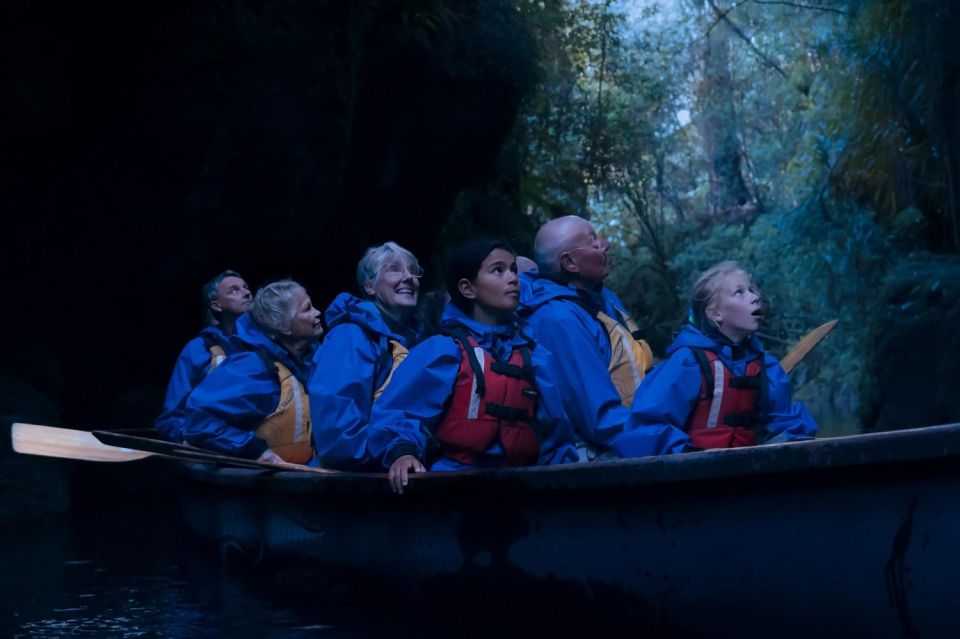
top-left (379, 262), bottom-right (424, 279)
top-left (562, 242), bottom-right (607, 256)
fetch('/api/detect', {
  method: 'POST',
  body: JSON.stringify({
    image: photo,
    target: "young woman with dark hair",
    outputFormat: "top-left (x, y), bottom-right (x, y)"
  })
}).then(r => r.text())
top-left (365, 237), bottom-right (578, 494)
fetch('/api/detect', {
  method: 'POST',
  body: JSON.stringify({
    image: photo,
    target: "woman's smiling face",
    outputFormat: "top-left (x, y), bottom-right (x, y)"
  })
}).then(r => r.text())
top-left (366, 256), bottom-right (421, 314)
top-left (286, 289), bottom-right (324, 339)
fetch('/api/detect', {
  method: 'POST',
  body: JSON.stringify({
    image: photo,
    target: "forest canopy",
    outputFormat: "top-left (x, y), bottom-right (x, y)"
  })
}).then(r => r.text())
top-left (448, 0), bottom-right (960, 435)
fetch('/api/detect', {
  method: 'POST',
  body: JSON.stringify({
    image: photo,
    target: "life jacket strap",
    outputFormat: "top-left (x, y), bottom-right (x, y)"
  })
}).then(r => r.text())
top-left (490, 360), bottom-right (534, 381)
top-left (723, 413), bottom-right (757, 428)
top-left (485, 403), bottom-right (531, 422)
top-left (443, 327), bottom-right (487, 397)
top-left (730, 376), bottom-right (762, 390)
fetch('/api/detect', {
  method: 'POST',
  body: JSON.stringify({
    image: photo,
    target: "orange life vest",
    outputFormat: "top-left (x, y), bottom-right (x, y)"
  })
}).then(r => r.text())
top-left (201, 335), bottom-right (228, 374)
top-left (373, 339), bottom-right (409, 402)
top-left (254, 359), bottom-right (314, 464)
top-left (572, 296), bottom-right (654, 407)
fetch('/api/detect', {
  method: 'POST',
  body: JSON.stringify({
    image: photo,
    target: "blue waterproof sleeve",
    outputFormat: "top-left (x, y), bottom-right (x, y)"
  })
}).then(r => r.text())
top-left (181, 352), bottom-right (280, 459)
top-left (529, 342), bottom-right (581, 466)
top-left (526, 302), bottom-right (688, 458)
top-left (155, 337), bottom-right (210, 442)
top-left (628, 350), bottom-right (703, 434)
top-left (761, 356), bottom-right (819, 443)
top-left (308, 323), bottom-right (381, 469)
top-left (365, 336), bottom-right (461, 468)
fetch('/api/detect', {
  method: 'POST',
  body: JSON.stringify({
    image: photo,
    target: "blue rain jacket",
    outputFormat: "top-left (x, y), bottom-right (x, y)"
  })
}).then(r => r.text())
top-left (309, 293), bottom-right (423, 470)
top-left (629, 322), bottom-right (818, 443)
top-left (181, 314), bottom-right (318, 460)
top-left (156, 326), bottom-right (241, 442)
top-left (518, 271), bottom-right (689, 458)
top-left (366, 303), bottom-right (579, 471)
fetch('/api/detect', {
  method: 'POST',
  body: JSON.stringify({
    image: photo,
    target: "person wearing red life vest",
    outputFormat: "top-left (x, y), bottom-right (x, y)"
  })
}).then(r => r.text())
top-left (630, 261), bottom-right (817, 449)
top-left (366, 237), bottom-right (579, 494)
top-left (156, 270), bottom-right (251, 443)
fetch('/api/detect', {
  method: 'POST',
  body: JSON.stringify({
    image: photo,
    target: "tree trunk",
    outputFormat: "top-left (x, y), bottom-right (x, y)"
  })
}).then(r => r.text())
top-left (696, 8), bottom-right (752, 215)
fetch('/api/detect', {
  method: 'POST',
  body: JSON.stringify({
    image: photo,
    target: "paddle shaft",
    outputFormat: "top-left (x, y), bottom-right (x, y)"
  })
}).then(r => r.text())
top-left (11, 423), bottom-right (331, 474)
top-left (93, 430), bottom-right (333, 474)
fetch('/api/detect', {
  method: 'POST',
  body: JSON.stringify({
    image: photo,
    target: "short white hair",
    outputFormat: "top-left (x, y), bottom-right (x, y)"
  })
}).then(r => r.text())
top-left (355, 241), bottom-right (419, 295)
top-left (250, 280), bottom-right (304, 337)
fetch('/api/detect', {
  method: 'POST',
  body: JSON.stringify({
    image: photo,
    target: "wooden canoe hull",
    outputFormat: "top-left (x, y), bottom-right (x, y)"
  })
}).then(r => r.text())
top-left (179, 424), bottom-right (960, 637)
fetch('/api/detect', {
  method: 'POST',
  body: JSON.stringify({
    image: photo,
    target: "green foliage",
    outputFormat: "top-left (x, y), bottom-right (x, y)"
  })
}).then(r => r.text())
top-left (460, 0), bottom-right (958, 433)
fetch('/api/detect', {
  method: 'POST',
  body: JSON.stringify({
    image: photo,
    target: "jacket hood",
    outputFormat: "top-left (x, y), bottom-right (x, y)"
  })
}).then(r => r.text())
top-left (666, 322), bottom-right (764, 361)
top-left (519, 270), bottom-right (581, 311)
top-left (198, 325), bottom-right (232, 348)
top-left (520, 270), bottom-right (623, 318)
top-left (232, 313), bottom-right (315, 377)
top-left (440, 302), bottom-right (533, 352)
top-left (324, 292), bottom-right (422, 345)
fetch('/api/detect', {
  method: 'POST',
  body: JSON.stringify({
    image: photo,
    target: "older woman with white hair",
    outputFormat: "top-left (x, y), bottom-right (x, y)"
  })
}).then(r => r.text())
top-left (182, 279), bottom-right (323, 464)
top-left (308, 241), bottom-right (424, 470)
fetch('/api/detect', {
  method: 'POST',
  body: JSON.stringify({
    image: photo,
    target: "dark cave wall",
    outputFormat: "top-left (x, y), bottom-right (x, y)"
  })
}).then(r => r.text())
top-left (0, 0), bottom-right (537, 426)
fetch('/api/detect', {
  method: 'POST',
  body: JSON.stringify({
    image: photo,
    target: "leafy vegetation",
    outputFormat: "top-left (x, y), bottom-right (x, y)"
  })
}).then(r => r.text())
top-left (464, 0), bottom-right (960, 434)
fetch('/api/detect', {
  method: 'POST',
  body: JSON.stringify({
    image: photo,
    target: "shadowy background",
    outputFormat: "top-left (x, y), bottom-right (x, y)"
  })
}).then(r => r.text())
top-left (1, 0), bottom-right (540, 429)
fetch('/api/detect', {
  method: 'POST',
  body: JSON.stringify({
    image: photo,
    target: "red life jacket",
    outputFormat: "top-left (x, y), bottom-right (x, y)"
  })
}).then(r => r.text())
top-left (433, 330), bottom-right (541, 467)
top-left (686, 347), bottom-right (767, 449)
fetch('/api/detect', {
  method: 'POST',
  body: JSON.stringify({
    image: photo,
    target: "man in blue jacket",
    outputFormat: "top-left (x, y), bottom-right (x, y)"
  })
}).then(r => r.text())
top-left (519, 216), bottom-right (689, 459)
top-left (155, 270), bottom-right (252, 442)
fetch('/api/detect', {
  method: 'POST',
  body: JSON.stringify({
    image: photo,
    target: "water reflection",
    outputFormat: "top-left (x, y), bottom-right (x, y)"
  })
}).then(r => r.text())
top-left (0, 489), bottom-right (363, 639)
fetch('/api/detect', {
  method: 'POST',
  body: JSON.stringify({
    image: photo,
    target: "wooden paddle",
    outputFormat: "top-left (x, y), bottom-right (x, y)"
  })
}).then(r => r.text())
top-left (11, 422), bottom-right (332, 474)
top-left (779, 319), bottom-right (838, 374)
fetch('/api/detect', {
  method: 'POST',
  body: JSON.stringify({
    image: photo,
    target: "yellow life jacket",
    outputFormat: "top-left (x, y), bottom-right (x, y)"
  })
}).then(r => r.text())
top-left (594, 308), bottom-right (654, 408)
top-left (208, 344), bottom-right (227, 371)
top-left (573, 308), bottom-right (654, 464)
top-left (254, 361), bottom-right (314, 464)
top-left (201, 335), bottom-right (228, 374)
top-left (373, 339), bottom-right (409, 402)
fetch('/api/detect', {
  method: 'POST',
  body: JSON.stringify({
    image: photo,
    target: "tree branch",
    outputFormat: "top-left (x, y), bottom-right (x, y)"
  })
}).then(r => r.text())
top-left (707, 0), bottom-right (789, 82)
top-left (750, 0), bottom-right (848, 16)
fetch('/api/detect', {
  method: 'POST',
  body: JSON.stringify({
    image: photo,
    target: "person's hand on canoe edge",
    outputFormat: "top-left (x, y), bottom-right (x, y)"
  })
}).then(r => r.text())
top-left (389, 455), bottom-right (426, 495)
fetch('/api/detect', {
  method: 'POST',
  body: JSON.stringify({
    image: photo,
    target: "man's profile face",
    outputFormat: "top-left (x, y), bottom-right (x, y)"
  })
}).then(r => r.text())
top-left (213, 276), bottom-right (252, 316)
top-left (562, 221), bottom-right (611, 286)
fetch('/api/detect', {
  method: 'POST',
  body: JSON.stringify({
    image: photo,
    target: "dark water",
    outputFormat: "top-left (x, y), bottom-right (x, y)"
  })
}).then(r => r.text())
top-left (0, 463), bottom-right (661, 639)
top-left (0, 465), bottom-right (375, 639)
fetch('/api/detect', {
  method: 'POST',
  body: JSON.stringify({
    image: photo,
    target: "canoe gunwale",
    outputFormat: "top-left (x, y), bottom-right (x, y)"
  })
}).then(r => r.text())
top-left (178, 422), bottom-right (960, 496)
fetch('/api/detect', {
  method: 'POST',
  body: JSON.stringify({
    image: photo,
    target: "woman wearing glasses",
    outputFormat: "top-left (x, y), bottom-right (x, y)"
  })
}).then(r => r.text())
top-left (308, 241), bottom-right (425, 469)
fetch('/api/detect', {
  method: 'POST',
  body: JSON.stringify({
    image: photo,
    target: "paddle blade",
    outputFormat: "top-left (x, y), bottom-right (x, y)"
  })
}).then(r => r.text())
top-left (11, 423), bottom-right (153, 463)
top-left (780, 319), bottom-right (838, 374)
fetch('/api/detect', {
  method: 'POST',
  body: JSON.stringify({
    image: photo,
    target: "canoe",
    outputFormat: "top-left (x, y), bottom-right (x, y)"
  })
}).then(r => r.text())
top-left (173, 423), bottom-right (960, 638)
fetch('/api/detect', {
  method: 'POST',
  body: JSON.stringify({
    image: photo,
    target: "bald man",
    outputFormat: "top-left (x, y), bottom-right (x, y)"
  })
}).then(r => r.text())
top-left (519, 216), bottom-right (688, 460)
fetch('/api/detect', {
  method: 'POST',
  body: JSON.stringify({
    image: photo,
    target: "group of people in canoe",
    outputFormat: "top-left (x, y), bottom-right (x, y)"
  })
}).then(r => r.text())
top-left (156, 215), bottom-right (817, 492)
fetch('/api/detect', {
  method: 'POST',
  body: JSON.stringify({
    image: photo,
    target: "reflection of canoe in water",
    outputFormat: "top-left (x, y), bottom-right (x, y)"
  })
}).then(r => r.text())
top-left (168, 423), bottom-right (960, 638)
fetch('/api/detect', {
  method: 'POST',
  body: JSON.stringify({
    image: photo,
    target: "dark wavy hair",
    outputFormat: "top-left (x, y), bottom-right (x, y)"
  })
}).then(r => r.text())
top-left (445, 237), bottom-right (516, 313)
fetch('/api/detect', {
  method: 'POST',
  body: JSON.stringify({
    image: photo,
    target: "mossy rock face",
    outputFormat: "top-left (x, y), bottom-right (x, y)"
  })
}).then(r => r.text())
top-left (0, 377), bottom-right (70, 527)
top-left (862, 254), bottom-right (960, 431)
